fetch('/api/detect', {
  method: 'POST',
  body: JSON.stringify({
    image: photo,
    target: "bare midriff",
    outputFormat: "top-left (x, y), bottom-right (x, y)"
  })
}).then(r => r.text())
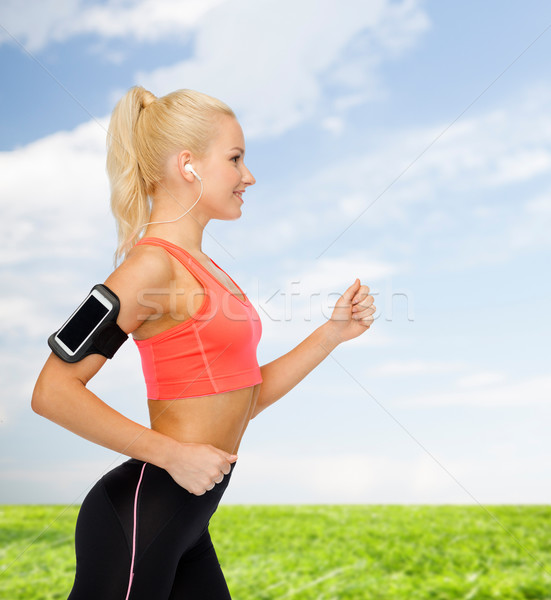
top-left (147, 384), bottom-right (261, 455)
top-left (132, 244), bottom-right (262, 456)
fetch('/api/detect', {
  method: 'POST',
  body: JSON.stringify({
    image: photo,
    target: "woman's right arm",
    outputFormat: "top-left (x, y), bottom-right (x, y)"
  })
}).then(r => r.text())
top-left (32, 247), bottom-right (236, 494)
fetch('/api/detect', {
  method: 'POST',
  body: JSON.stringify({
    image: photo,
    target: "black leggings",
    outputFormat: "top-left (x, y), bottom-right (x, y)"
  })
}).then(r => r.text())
top-left (67, 458), bottom-right (235, 599)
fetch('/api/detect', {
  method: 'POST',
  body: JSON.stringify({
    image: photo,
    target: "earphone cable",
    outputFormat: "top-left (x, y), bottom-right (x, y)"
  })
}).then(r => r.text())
top-left (139, 177), bottom-right (204, 229)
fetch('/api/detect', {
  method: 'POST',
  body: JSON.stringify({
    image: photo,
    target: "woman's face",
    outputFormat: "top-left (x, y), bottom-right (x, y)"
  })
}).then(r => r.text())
top-left (193, 115), bottom-right (256, 221)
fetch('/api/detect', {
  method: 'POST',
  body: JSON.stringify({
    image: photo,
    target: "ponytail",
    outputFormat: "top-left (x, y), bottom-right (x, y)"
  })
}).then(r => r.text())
top-left (107, 87), bottom-right (156, 266)
top-left (106, 86), bottom-right (235, 266)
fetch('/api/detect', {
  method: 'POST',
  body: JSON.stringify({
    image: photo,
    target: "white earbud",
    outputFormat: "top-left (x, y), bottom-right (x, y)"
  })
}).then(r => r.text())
top-left (184, 163), bottom-right (201, 181)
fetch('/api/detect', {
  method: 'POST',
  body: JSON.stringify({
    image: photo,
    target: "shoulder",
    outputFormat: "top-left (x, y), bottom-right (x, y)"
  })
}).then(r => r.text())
top-left (103, 242), bottom-right (173, 334)
top-left (108, 243), bottom-right (172, 288)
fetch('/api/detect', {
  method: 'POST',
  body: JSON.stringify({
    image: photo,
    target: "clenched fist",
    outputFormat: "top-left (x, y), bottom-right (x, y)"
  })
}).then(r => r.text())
top-left (326, 279), bottom-right (376, 344)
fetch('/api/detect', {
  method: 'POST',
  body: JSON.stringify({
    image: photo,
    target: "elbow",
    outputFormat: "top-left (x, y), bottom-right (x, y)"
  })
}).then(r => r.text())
top-left (31, 378), bottom-right (51, 417)
top-left (32, 355), bottom-right (90, 420)
top-left (32, 374), bottom-right (63, 419)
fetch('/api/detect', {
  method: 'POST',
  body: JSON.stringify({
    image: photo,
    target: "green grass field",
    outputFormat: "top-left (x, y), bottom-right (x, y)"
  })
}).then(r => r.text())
top-left (1, 505), bottom-right (550, 599)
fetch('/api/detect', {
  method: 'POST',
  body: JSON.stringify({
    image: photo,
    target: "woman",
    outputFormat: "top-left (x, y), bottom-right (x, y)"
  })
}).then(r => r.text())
top-left (32, 86), bottom-right (376, 599)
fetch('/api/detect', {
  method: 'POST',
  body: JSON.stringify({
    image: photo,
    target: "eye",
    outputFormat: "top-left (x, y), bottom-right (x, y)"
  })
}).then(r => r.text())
top-left (231, 155), bottom-right (241, 163)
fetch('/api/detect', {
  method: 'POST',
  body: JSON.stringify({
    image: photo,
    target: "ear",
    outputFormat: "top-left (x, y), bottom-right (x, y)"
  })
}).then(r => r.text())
top-left (176, 150), bottom-right (195, 181)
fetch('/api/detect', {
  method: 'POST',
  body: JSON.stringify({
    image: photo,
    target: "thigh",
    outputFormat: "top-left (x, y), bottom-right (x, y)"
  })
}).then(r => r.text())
top-left (168, 529), bottom-right (232, 600)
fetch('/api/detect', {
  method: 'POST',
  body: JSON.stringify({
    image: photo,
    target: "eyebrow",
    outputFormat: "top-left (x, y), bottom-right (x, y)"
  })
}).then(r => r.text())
top-left (229, 146), bottom-right (245, 155)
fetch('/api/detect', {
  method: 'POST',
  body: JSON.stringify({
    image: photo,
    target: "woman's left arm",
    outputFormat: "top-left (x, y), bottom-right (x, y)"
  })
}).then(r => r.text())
top-left (251, 279), bottom-right (375, 418)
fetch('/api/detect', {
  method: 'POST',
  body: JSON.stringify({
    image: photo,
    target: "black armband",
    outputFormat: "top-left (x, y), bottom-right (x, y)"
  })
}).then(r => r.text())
top-left (48, 284), bottom-right (128, 363)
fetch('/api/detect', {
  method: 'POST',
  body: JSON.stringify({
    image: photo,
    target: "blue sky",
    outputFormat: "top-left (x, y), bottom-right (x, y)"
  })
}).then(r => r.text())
top-left (1, 0), bottom-right (550, 506)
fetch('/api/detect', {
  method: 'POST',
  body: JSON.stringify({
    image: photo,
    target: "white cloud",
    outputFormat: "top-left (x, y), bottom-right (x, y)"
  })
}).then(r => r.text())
top-left (276, 82), bottom-right (551, 269)
top-left (282, 255), bottom-right (395, 306)
top-left (321, 116), bottom-right (346, 136)
top-left (335, 88), bottom-right (551, 214)
top-left (0, 297), bottom-right (47, 338)
top-left (246, 254), bottom-right (395, 345)
top-left (395, 374), bottom-right (551, 407)
top-left (137, 0), bottom-right (430, 139)
top-left (0, 457), bottom-right (128, 503)
top-left (0, 0), bottom-right (225, 51)
top-left (0, 0), bottom-right (80, 51)
top-left (67, 0), bottom-right (225, 43)
top-left (456, 371), bottom-right (507, 388)
top-left (224, 450), bottom-right (551, 503)
top-left (371, 359), bottom-right (467, 377)
top-left (0, 117), bottom-right (110, 266)
top-left (506, 187), bottom-right (551, 253)
top-left (525, 192), bottom-right (551, 215)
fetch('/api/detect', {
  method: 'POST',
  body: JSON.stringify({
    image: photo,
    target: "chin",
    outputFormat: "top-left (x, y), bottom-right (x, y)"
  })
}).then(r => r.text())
top-left (214, 209), bottom-right (242, 222)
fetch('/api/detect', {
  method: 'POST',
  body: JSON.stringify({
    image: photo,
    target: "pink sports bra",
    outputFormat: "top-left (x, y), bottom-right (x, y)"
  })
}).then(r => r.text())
top-left (133, 237), bottom-right (263, 400)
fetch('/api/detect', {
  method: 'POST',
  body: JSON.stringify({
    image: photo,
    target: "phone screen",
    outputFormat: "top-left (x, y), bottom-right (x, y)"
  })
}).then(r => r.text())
top-left (57, 295), bottom-right (110, 353)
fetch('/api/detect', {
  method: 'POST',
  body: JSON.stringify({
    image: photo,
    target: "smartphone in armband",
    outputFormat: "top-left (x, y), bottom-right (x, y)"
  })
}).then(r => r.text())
top-left (48, 284), bottom-right (128, 363)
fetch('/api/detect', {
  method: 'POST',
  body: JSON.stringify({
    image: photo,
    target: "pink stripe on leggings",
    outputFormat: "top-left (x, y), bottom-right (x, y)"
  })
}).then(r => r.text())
top-left (125, 462), bottom-right (147, 600)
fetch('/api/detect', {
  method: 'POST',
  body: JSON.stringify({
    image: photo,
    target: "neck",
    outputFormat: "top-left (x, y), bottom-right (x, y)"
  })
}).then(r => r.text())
top-left (143, 217), bottom-right (208, 255)
top-left (144, 192), bottom-right (211, 254)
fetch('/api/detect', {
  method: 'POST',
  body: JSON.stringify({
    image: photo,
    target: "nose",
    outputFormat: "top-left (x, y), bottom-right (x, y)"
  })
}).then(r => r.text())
top-left (242, 163), bottom-right (256, 187)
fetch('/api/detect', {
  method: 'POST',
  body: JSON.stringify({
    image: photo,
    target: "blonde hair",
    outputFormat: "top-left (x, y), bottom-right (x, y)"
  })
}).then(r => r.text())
top-left (106, 86), bottom-right (235, 265)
